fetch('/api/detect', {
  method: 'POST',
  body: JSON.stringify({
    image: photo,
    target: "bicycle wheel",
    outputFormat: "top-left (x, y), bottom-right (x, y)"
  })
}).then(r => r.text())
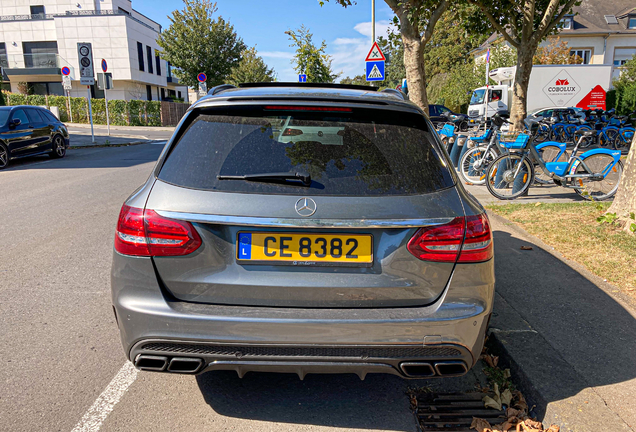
top-left (486, 153), bottom-right (534, 200)
top-left (534, 144), bottom-right (563, 185)
top-left (573, 154), bottom-right (623, 201)
top-left (616, 128), bottom-right (634, 150)
top-left (600, 129), bottom-right (618, 148)
top-left (459, 146), bottom-right (498, 185)
top-left (534, 124), bottom-right (550, 143)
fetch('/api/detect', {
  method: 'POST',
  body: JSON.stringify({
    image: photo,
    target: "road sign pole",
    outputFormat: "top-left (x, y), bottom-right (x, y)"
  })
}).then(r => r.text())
top-left (371, 0), bottom-right (375, 42)
top-left (66, 89), bottom-right (72, 122)
top-left (87, 86), bottom-right (94, 143)
top-left (104, 89), bottom-right (110, 136)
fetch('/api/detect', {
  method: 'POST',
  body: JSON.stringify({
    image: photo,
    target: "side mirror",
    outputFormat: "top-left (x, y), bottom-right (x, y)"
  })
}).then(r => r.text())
top-left (9, 118), bottom-right (21, 128)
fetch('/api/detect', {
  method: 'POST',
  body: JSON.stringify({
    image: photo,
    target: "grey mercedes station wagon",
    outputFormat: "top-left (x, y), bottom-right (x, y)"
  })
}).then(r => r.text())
top-left (111, 82), bottom-right (495, 379)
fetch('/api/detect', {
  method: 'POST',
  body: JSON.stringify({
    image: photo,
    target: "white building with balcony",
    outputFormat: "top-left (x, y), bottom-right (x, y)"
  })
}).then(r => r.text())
top-left (0, 0), bottom-right (187, 101)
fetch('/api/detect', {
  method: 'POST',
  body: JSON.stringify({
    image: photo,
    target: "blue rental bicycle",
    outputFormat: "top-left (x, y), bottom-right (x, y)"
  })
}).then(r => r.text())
top-left (485, 130), bottom-right (623, 201)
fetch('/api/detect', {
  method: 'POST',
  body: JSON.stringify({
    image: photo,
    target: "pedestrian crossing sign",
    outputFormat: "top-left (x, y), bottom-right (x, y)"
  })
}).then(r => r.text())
top-left (366, 61), bottom-right (385, 81)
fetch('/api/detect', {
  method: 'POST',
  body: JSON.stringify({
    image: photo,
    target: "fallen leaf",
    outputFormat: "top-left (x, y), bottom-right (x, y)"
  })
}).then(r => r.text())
top-left (513, 391), bottom-right (528, 413)
top-left (503, 369), bottom-right (511, 378)
top-left (522, 419), bottom-right (544, 430)
top-left (520, 246), bottom-right (533, 250)
top-left (471, 417), bottom-right (493, 432)
top-left (501, 389), bottom-right (513, 407)
top-left (505, 407), bottom-right (523, 418)
top-left (484, 395), bottom-right (502, 411)
top-left (545, 425), bottom-right (560, 432)
top-left (482, 354), bottom-right (499, 368)
top-left (535, 202), bottom-right (542, 206)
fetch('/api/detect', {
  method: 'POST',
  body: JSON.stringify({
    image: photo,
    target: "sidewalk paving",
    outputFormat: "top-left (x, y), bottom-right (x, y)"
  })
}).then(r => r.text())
top-left (488, 212), bottom-right (636, 431)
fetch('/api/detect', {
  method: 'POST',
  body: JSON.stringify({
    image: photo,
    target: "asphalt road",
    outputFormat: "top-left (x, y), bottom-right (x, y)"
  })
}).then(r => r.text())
top-left (0, 145), bottom-right (484, 432)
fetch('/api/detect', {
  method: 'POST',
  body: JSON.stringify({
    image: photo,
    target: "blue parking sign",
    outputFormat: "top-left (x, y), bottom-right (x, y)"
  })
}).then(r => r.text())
top-left (366, 61), bottom-right (384, 81)
top-left (298, 74), bottom-right (307, 83)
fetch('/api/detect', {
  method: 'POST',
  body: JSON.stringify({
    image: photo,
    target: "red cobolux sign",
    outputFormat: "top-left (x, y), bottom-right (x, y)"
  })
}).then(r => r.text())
top-left (576, 85), bottom-right (606, 110)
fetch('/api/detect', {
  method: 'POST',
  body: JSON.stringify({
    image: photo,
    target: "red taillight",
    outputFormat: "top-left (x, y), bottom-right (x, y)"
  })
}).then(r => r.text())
top-left (407, 214), bottom-right (492, 263)
top-left (458, 214), bottom-right (493, 263)
top-left (282, 128), bottom-right (303, 136)
top-left (114, 205), bottom-right (201, 257)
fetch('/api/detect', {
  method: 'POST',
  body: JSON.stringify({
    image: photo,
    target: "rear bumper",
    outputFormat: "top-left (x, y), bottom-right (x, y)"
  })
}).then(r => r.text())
top-left (111, 253), bottom-right (494, 379)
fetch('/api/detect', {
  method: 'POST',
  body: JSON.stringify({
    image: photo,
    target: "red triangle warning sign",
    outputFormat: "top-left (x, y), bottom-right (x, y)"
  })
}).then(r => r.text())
top-left (365, 41), bottom-right (386, 62)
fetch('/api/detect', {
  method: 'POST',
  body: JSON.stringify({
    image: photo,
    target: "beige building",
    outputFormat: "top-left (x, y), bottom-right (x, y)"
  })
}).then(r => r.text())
top-left (472, 0), bottom-right (636, 80)
top-left (0, 0), bottom-right (187, 101)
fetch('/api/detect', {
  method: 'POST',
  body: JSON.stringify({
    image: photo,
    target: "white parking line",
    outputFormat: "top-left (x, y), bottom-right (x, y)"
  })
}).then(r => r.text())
top-left (71, 362), bottom-right (138, 432)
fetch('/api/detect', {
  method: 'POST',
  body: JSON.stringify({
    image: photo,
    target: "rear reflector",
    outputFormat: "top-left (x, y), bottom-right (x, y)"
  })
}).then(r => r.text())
top-left (282, 128), bottom-right (303, 136)
top-left (264, 105), bottom-right (352, 112)
top-left (115, 205), bottom-right (201, 257)
top-left (407, 214), bottom-right (492, 263)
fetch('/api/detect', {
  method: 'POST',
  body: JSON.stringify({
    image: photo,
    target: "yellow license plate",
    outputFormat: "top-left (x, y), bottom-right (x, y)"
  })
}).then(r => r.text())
top-left (236, 232), bottom-right (373, 266)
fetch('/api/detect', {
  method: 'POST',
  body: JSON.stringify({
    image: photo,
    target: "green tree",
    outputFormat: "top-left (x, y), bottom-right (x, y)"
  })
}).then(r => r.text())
top-left (158, 0), bottom-right (245, 89)
top-left (340, 75), bottom-right (368, 86)
top-left (286, 25), bottom-right (339, 83)
top-left (322, 0), bottom-right (451, 114)
top-left (465, 0), bottom-right (580, 128)
top-left (229, 47), bottom-right (276, 85)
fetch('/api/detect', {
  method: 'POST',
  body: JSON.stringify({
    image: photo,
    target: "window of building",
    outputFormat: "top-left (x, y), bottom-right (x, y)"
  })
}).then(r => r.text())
top-left (178, 91), bottom-right (182, 99)
top-left (146, 85), bottom-right (152, 101)
top-left (570, 49), bottom-right (591, 64)
top-left (137, 42), bottom-right (144, 71)
top-left (22, 41), bottom-right (58, 68)
top-left (0, 42), bottom-right (7, 68)
top-left (160, 88), bottom-right (165, 100)
top-left (28, 82), bottom-right (64, 96)
top-left (30, 5), bottom-right (45, 16)
top-left (559, 16), bottom-right (573, 29)
top-left (155, 54), bottom-right (161, 76)
top-left (628, 16), bottom-right (636, 29)
top-left (614, 48), bottom-right (636, 67)
top-left (146, 46), bottom-right (153, 74)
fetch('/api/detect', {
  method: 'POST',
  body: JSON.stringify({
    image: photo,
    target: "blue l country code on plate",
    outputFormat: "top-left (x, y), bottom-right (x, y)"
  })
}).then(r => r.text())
top-left (238, 233), bottom-right (252, 259)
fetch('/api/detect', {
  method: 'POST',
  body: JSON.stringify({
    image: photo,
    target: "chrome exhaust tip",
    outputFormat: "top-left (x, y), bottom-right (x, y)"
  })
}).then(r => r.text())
top-left (399, 362), bottom-right (436, 378)
top-left (434, 361), bottom-right (468, 377)
top-left (135, 355), bottom-right (168, 371)
top-left (167, 357), bottom-right (204, 374)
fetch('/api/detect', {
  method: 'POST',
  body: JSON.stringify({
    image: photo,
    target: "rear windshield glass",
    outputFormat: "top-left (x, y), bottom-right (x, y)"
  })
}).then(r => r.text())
top-left (158, 106), bottom-right (453, 196)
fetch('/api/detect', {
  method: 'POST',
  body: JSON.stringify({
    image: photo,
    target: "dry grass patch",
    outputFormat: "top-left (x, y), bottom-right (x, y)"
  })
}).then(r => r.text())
top-left (488, 202), bottom-right (636, 299)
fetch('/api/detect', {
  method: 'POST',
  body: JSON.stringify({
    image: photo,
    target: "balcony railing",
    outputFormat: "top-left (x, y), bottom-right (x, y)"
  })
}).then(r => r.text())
top-left (0, 9), bottom-right (158, 32)
top-left (0, 55), bottom-right (8, 68)
top-left (6, 53), bottom-right (74, 75)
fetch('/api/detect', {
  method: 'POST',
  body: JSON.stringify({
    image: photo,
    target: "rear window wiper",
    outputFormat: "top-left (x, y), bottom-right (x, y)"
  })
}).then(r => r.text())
top-left (217, 171), bottom-right (311, 187)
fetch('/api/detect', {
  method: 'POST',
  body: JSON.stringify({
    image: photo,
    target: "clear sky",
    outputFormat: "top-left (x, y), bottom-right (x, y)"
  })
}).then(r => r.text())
top-left (132, 0), bottom-right (396, 82)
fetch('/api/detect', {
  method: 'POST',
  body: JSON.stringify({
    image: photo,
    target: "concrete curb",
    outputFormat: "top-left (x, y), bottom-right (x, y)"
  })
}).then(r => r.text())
top-left (486, 211), bottom-right (634, 432)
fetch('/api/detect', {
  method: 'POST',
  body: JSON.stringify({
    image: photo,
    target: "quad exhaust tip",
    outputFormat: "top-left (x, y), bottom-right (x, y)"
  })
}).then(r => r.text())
top-left (400, 361), bottom-right (468, 377)
top-left (167, 357), bottom-right (203, 374)
top-left (135, 355), bottom-right (203, 374)
top-left (135, 355), bottom-right (168, 371)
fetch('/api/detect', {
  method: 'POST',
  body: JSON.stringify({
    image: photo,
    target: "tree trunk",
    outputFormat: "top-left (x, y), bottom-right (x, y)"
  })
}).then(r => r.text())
top-left (401, 33), bottom-right (429, 115)
top-left (510, 46), bottom-right (535, 130)
top-left (608, 134), bottom-right (636, 231)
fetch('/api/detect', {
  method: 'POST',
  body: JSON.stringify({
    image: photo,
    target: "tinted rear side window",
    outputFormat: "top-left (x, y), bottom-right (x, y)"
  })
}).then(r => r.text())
top-left (158, 106), bottom-right (453, 196)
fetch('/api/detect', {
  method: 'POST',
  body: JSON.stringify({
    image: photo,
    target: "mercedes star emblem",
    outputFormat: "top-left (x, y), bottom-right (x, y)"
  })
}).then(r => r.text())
top-left (295, 197), bottom-right (317, 217)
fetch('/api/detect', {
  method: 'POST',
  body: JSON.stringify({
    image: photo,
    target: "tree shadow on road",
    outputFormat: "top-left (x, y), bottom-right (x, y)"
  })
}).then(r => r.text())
top-left (490, 226), bottom-right (636, 426)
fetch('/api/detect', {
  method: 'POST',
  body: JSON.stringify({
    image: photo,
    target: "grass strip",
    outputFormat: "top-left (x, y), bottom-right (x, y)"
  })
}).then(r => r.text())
top-left (487, 202), bottom-right (636, 298)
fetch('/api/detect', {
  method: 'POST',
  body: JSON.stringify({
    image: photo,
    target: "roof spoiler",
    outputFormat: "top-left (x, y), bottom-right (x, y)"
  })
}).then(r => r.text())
top-left (208, 84), bottom-right (237, 96)
top-left (238, 82), bottom-right (378, 92)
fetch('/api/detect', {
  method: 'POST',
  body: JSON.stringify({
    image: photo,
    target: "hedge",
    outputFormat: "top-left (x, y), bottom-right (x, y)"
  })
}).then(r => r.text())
top-left (3, 92), bottom-right (168, 126)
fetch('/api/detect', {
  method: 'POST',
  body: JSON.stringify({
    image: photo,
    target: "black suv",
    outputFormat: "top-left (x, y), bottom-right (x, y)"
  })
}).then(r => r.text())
top-left (0, 105), bottom-right (70, 170)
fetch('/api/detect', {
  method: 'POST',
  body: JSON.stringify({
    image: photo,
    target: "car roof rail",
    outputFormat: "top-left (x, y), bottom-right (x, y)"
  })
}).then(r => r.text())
top-left (238, 82), bottom-right (378, 92)
top-left (208, 84), bottom-right (237, 96)
top-left (380, 88), bottom-right (407, 100)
